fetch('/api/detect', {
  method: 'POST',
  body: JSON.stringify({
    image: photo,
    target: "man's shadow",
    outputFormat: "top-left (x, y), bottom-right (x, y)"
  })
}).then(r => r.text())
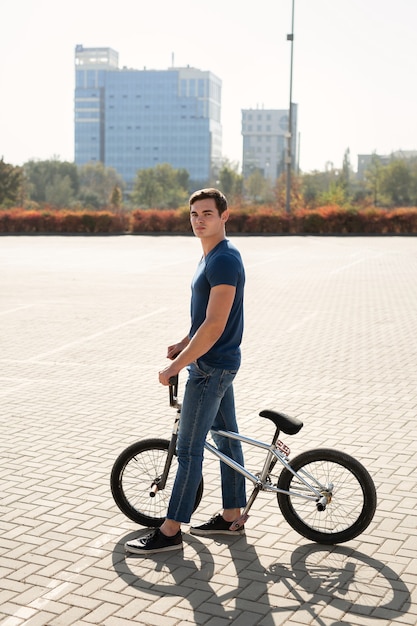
top-left (112, 528), bottom-right (271, 622)
top-left (112, 529), bottom-right (411, 624)
top-left (112, 528), bottom-right (231, 620)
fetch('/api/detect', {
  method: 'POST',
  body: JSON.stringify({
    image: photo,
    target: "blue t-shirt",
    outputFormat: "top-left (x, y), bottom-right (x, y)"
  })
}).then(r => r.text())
top-left (189, 239), bottom-right (245, 369)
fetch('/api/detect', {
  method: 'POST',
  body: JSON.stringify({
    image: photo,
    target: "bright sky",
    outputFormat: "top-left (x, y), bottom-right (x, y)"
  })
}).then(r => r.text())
top-left (1, 0), bottom-right (416, 173)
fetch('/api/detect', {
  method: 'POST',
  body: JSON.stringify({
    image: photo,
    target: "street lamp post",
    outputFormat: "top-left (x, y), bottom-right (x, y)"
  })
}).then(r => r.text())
top-left (285, 0), bottom-right (295, 213)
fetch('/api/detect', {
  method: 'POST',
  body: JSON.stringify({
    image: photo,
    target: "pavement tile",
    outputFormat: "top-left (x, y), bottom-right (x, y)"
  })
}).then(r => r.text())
top-left (1, 234), bottom-right (416, 625)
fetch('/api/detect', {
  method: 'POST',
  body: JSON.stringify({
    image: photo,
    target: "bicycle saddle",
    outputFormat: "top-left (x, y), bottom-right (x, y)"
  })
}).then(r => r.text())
top-left (259, 410), bottom-right (303, 435)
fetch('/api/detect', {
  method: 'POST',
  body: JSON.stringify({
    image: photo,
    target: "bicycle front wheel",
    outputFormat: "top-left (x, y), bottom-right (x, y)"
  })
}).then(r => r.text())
top-left (110, 438), bottom-right (204, 527)
top-left (277, 448), bottom-right (377, 544)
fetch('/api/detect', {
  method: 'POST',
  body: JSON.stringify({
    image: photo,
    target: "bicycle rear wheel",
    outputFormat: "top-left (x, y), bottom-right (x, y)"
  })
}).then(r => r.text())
top-left (277, 448), bottom-right (377, 544)
top-left (111, 438), bottom-right (204, 527)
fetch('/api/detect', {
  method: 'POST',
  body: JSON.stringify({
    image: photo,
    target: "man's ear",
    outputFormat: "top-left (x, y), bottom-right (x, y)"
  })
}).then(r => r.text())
top-left (222, 210), bottom-right (230, 223)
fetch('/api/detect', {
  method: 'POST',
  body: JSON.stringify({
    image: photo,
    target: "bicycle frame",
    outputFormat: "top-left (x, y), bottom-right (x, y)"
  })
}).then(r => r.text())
top-left (206, 429), bottom-right (325, 503)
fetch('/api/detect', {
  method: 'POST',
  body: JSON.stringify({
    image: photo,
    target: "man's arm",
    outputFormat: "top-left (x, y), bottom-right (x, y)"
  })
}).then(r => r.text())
top-left (167, 336), bottom-right (190, 360)
top-left (159, 284), bottom-right (236, 385)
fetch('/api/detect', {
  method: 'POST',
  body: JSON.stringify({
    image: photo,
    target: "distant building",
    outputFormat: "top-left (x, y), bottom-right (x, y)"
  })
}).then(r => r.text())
top-left (357, 150), bottom-right (417, 180)
top-left (241, 106), bottom-right (298, 182)
top-left (74, 45), bottom-right (222, 190)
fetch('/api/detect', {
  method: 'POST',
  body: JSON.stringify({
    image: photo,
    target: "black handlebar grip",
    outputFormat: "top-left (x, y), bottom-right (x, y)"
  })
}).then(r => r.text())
top-left (169, 374), bottom-right (178, 407)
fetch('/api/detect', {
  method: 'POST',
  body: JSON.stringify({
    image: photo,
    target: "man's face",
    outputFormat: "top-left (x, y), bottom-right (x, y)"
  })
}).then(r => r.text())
top-left (190, 198), bottom-right (228, 239)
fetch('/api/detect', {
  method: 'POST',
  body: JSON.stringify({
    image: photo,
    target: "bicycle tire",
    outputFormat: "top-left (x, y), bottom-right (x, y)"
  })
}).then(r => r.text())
top-left (277, 448), bottom-right (377, 544)
top-left (110, 438), bottom-right (204, 527)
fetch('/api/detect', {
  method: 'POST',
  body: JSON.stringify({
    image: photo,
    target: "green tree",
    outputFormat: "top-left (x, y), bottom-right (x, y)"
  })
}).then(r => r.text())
top-left (275, 172), bottom-right (304, 211)
top-left (174, 168), bottom-right (190, 193)
top-left (301, 170), bottom-right (330, 206)
top-left (300, 164), bottom-right (341, 207)
top-left (317, 182), bottom-right (348, 206)
top-left (78, 162), bottom-right (124, 208)
top-left (379, 159), bottom-right (412, 206)
top-left (338, 148), bottom-right (352, 197)
top-left (132, 163), bottom-right (189, 208)
top-left (363, 152), bottom-right (383, 206)
top-left (134, 171), bottom-right (163, 207)
top-left (45, 175), bottom-right (75, 207)
top-left (24, 158), bottom-right (79, 206)
top-left (245, 169), bottom-right (263, 202)
top-left (409, 159), bottom-right (417, 205)
top-left (0, 158), bottom-right (23, 207)
top-left (218, 161), bottom-right (243, 201)
top-left (245, 169), bottom-right (273, 203)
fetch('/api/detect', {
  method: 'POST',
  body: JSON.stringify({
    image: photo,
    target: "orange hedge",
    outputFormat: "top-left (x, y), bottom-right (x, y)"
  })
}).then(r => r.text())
top-left (1, 206), bottom-right (417, 235)
top-left (0, 209), bottom-right (130, 234)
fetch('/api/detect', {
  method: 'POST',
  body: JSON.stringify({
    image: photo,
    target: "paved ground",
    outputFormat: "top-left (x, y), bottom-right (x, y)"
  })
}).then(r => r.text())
top-left (0, 234), bottom-right (416, 626)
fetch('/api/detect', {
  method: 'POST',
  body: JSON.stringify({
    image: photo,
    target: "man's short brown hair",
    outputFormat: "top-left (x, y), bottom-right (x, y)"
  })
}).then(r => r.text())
top-left (189, 188), bottom-right (228, 215)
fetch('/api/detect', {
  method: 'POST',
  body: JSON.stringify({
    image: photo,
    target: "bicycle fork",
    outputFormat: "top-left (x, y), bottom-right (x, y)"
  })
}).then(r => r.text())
top-left (149, 412), bottom-right (180, 497)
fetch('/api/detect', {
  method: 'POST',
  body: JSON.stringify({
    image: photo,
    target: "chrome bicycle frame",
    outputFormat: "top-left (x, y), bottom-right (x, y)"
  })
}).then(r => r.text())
top-left (206, 429), bottom-right (325, 503)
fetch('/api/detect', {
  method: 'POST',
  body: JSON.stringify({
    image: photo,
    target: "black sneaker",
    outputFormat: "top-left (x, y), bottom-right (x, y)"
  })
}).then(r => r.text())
top-left (125, 528), bottom-right (183, 555)
top-left (190, 514), bottom-right (245, 536)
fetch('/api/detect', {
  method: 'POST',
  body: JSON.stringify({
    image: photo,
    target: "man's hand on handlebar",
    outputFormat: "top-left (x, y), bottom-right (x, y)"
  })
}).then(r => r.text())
top-left (159, 363), bottom-right (179, 386)
top-left (167, 337), bottom-right (189, 361)
top-left (161, 337), bottom-right (191, 386)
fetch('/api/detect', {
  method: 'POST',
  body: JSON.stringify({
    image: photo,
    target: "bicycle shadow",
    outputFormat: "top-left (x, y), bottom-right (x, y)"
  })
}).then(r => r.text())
top-left (208, 536), bottom-right (411, 624)
top-left (112, 530), bottom-right (411, 624)
top-left (284, 543), bottom-right (411, 619)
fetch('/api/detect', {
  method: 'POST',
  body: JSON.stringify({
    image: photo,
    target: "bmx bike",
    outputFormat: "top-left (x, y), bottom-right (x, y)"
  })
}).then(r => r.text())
top-left (111, 374), bottom-right (377, 544)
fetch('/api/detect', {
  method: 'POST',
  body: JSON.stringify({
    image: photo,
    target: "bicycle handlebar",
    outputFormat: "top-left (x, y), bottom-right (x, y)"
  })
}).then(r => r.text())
top-left (167, 351), bottom-right (180, 406)
top-left (169, 374), bottom-right (179, 407)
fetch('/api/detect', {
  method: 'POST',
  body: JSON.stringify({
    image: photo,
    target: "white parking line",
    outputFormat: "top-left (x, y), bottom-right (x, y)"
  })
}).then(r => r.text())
top-left (22, 307), bottom-right (167, 363)
top-left (0, 303), bottom-right (44, 316)
top-left (286, 312), bottom-right (318, 333)
top-left (0, 380), bottom-right (34, 398)
top-left (330, 252), bottom-right (386, 275)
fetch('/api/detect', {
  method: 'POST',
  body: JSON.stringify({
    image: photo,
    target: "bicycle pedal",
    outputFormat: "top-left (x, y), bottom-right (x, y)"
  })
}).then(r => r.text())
top-left (230, 514), bottom-right (249, 531)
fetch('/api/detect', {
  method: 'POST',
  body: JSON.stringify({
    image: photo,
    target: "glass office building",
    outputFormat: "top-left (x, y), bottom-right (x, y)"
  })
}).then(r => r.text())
top-left (74, 45), bottom-right (222, 190)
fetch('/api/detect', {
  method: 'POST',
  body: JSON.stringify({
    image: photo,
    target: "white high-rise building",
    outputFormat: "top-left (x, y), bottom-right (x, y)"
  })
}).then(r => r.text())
top-left (241, 106), bottom-right (298, 182)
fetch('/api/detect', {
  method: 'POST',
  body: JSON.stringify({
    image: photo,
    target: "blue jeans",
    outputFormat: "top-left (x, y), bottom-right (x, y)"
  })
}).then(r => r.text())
top-left (167, 359), bottom-right (247, 523)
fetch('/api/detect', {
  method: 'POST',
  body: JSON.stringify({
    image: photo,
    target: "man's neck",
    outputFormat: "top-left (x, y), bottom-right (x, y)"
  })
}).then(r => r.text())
top-left (201, 233), bottom-right (226, 257)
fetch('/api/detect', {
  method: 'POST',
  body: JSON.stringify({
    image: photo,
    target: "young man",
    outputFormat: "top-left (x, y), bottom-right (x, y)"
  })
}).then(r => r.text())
top-left (125, 188), bottom-right (247, 555)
